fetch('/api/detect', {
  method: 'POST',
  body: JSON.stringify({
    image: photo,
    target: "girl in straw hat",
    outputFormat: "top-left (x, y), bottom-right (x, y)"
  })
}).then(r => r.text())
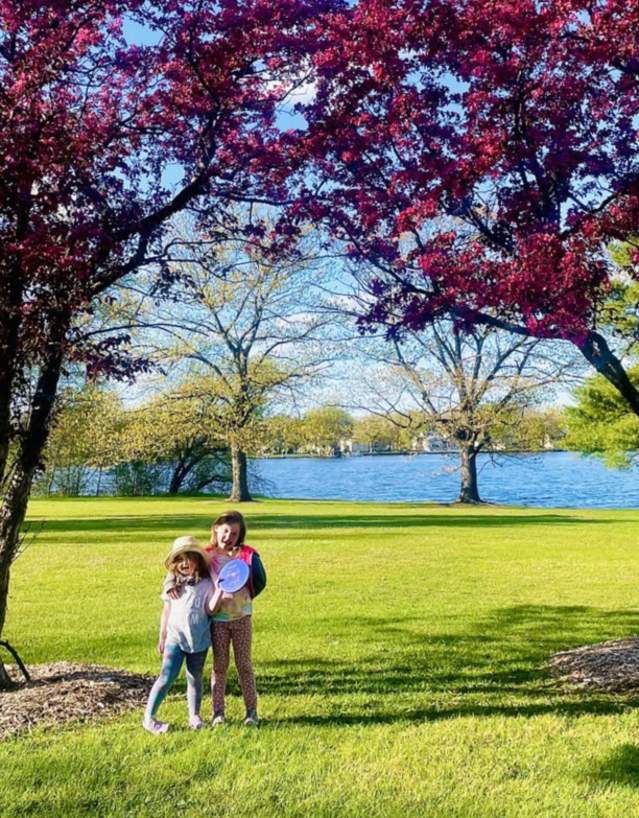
top-left (143, 535), bottom-right (223, 734)
top-left (164, 510), bottom-right (267, 727)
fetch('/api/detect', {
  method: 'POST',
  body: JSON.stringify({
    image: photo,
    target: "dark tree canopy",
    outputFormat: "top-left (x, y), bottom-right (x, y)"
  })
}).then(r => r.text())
top-left (0, 0), bottom-right (343, 686)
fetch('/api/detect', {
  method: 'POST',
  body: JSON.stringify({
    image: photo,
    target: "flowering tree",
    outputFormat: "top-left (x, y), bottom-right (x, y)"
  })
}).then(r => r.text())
top-left (297, 0), bottom-right (639, 411)
top-left (0, 0), bottom-right (340, 686)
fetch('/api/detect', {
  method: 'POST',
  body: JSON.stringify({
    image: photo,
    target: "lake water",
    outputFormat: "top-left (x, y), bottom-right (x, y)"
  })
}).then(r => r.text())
top-left (250, 451), bottom-right (639, 508)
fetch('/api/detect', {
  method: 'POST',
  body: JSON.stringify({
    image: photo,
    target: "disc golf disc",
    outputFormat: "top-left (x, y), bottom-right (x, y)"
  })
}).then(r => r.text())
top-left (218, 559), bottom-right (249, 593)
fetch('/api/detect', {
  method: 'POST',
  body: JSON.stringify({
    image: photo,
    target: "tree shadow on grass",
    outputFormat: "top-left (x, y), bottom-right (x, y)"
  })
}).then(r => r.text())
top-left (254, 604), bottom-right (639, 727)
top-left (27, 511), bottom-right (615, 537)
top-left (28, 513), bottom-right (211, 534)
top-left (592, 744), bottom-right (639, 787)
top-left (247, 513), bottom-right (616, 530)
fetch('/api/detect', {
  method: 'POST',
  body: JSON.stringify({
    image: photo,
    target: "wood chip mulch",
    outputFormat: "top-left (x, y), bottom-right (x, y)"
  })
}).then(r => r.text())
top-left (0, 662), bottom-right (154, 740)
top-left (550, 637), bottom-right (639, 693)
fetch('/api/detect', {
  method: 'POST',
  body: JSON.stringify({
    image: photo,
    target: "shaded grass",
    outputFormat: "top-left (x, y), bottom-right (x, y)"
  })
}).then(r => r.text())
top-left (3, 497), bottom-right (639, 817)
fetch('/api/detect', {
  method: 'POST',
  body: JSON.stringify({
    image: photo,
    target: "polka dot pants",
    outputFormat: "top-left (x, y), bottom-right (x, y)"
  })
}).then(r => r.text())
top-left (211, 616), bottom-right (257, 715)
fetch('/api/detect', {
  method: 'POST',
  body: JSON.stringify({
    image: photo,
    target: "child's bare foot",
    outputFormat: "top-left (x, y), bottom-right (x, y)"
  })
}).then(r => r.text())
top-left (189, 715), bottom-right (204, 730)
top-left (142, 717), bottom-right (169, 735)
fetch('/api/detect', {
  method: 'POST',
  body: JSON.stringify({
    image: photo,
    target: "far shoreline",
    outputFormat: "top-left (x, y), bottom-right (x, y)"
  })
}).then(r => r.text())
top-left (256, 449), bottom-right (567, 459)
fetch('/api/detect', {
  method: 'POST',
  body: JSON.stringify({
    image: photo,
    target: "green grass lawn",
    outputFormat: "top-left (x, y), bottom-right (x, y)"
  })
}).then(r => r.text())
top-left (2, 496), bottom-right (639, 817)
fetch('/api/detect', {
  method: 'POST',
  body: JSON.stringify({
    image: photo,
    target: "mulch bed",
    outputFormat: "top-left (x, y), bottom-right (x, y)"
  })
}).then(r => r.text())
top-left (550, 637), bottom-right (639, 693)
top-left (0, 662), bottom-right (154, 740)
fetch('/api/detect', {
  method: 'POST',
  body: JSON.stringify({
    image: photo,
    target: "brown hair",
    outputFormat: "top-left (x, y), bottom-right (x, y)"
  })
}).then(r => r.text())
top-left (167, 550), bottom-right (209, 581)
top-left (210, 510), bottom-right (247, 548)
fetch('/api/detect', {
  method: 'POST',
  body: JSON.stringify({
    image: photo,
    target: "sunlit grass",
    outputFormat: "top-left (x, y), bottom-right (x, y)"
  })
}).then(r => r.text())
top-left (2, 496), bottom-right (639, 817)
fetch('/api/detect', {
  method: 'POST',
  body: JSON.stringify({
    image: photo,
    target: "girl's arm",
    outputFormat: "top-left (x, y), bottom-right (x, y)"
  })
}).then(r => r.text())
top-left (206, 586), bottom-right (233, 615)
top-left (251, 552), bottom-right (267, 597)
top-left (158, 602), bottom-right (170, 654)
top-left (161, 571), bottom-right (181, 601)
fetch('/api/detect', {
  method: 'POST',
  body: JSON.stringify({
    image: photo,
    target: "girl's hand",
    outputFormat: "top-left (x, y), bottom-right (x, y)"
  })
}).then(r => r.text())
top-left (158, 636), bottom-right (166, 654)
top-left (167, 586), bottom-right (182, 601)
top-left (207, 587), bottom-right (234, 614)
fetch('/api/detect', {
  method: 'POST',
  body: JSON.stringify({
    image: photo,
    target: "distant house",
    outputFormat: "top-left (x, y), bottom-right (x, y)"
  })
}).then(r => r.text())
top-left (339, 438), bottom-right (393, 455)
top-left (412, 431), bottom-right (454, 452)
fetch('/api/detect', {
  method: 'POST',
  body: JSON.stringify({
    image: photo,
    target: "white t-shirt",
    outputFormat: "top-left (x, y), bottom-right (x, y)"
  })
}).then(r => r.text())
top-left (164, 577), bottom-right (214, 652)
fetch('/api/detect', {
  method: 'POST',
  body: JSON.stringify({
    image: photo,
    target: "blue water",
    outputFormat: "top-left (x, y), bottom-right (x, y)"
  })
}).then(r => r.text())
top-left (251, 451), bottom-right (639, 508)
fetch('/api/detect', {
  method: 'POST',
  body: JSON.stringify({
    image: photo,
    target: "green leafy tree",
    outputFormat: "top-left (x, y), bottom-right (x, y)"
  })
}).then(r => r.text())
top-left (300, 406), bottom-right (354, 454)
top-left (594, 241), bottom-right (639, 359)
top-left (40, 380), bottom-right (233, 497)
top-left (39, 385), bottom-right (124, 495)
top-left (162, 368), bottom-right (281, 497)
top-left (119, 380), bottom-right (231, 495)
top-left (129, 219), bottom-right (329, 501)
top-left (260, 415), bottom-right (305, 455)
top-left (565, 369), bottom-right (639, 468)
top-left (493, 409), bottom-right (567, 453)
top-left (563, 241), bottom-right (639, 467)
top-left (353, 415), bottom-right (403, 453)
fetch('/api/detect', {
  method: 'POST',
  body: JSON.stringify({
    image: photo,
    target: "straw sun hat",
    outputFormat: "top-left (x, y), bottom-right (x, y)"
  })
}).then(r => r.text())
top-left (164, 535), bottom-right (211, 570)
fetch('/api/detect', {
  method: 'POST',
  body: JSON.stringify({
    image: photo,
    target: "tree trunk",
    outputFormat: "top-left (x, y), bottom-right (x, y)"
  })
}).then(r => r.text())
top-left (0, 566), bottom-right (12, 687)
top-left (579, 330), bottom-right (639, 416)
top-left (228, 443), bottom-right (252, 502)
top-left (168, 458), bottom-right (192, 495)
top-left (0, 331), bottom-right (65, 688)
top-left (46, 466), bottom-right (56, 495)
top-left (0, 467), bottom-right (36, 687)
top-left (469, 312), bottom-right (639, 418)
top-left (0, 276), bottom-right (25, 487)
top-left (458, 445), bottom-right (482, 504)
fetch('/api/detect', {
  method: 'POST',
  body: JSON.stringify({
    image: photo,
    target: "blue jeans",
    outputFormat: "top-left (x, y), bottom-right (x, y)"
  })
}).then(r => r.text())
top-left (145, 643), bottom-right (208, 719)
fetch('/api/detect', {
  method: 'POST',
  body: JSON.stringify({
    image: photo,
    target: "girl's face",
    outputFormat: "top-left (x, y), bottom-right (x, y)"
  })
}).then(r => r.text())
top-left (176, 554), bottom-right (199, 577)
top-left (215, 522), bottom-right (241, 551)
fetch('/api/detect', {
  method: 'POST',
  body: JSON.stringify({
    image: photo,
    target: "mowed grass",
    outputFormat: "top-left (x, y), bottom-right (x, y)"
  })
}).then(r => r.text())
top-left (3, 496), bottom-right (639, 818)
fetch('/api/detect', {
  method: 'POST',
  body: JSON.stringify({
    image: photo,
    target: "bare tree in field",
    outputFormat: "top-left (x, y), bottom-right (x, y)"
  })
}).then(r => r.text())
top-left (355, 321), bottom-right (577, 503)
top-left (129, 223), bottom-right (332, 501)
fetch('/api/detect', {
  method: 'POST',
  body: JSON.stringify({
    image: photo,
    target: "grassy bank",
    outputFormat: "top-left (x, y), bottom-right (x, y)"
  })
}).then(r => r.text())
top-left (2, 496), bottom-right (639, 817)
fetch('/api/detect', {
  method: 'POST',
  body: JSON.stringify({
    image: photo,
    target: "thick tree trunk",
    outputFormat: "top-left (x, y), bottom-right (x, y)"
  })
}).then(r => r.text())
top-left (458, 445), bottom-right (482, 504)
top-left (228, 443), bottom-right (251, 502)
top-left (0, 467), bottom-right (36, 686)
top-left (0, 566), bottom-right (12, 687)
top-left (473, 311), bottom-right (639, 418)
top-left (579, 330), bottom-right (639, 416)
top-left (0, 276), bottom-right (25, 487)
top-left (468, 311), bottom-right (639, 418)
top-left (0, 331), bottom-right (65, 688)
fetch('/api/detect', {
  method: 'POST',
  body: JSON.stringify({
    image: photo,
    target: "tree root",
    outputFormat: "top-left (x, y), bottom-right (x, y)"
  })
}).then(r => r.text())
top-left (0, 640), bottom-right (31, 685)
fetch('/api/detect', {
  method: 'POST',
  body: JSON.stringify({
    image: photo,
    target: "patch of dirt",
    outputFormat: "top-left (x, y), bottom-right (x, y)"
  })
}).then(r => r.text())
top-left (550, 637), bottom-right (639, 693)
top-left (0, 662), bottom-right (154, 739)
